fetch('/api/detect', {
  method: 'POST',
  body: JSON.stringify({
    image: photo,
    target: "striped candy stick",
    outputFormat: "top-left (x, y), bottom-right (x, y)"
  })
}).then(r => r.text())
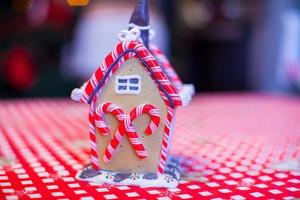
top-left (94, 103), bottom-right (125, 134)
top-left (157, 107), bottom-right (174, 174)
top-left (112, 115), bottom-right (149, 159)
top-left (129, 104), bottom-right (160, 135)
top-left (94, 103), bottom-right (127, 163)
top-left (89, 98), bottom-right (99, 169)
top-left (94, 102), bottom-right (148, 163)
top-left (103, 110), bottom-right (149, 162)
top-left (109, 104), bottom-right (160, 160)
top-left (126, 104), bottom-right (161, 158)
top-left (102, 104), bottom-right (161, 162)
top-left (94, 113), bottom-right (109, 135)
top-left (150, 44), bottom-right (183, 92)
top-left (103, 117), bottom-right (129, 163)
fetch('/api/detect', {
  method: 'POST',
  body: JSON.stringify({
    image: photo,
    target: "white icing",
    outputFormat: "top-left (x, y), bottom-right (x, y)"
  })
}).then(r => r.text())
top-left (118, 28), bottom-right (141, 42)
top-left (149, 29), bottom-right (156, 40)
top-left (179, 84), bottom-right (195, 106)
top-left (115, 75), bottom-right (141, 95)
top-left (71, 82), bottom-right (87, 101)
top-left (167, 113), bottom-right (176, 153)
top-left (128, 23), bottom-right (151, 30)
top-left (71, 88), bottom-right (83, 101)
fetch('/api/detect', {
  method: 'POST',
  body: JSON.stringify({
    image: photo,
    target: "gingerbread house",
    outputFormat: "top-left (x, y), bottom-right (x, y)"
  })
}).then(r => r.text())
top-left (71, 0), bottom-right (193, 187)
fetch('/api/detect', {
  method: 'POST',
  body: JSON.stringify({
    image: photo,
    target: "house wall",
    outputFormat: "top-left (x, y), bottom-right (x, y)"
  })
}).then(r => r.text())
top-left (95, 58), bottom-right (168, 173)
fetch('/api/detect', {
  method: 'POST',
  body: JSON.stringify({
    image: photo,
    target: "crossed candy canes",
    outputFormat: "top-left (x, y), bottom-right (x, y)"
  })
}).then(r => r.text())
top-left (94, 103), bottom-right (160, 163)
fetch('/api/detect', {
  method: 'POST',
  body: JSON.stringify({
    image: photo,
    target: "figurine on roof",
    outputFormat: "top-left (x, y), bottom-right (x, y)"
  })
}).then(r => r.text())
top-left (71, 0), bottom-right (194, 188)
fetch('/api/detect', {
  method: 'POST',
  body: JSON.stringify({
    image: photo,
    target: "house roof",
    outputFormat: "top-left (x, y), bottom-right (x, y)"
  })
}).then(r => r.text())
top-left (79, 41), bottom-right (182, 108)
top-left (150, 44), bottom-right (183, 92)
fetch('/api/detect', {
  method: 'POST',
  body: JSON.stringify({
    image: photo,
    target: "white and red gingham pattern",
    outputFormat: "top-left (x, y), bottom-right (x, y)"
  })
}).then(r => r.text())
top-left (1, 95), bottom-right (300, 200)
top-left (79, 41), bottom-right (182, 173)
top-left (150, 44), bottom-right (183, 92)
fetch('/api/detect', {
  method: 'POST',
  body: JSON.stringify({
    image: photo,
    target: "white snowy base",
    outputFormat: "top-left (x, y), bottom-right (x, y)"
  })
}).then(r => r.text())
top-left (76, 170), bottom-right (179, 188)
top-left (76, 156), bottom-right (181, 188)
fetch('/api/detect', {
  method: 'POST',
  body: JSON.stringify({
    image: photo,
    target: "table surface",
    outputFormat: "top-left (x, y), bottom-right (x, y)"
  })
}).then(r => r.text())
top-left (0, 94), bottom-right (299, 200)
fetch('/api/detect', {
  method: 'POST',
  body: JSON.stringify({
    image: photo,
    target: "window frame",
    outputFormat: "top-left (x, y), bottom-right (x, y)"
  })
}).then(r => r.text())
top-left (115, 75), bottom-right (141, 95)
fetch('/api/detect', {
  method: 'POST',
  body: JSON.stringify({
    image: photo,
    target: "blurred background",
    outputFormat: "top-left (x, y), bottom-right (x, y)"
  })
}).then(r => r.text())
top-left (1, 0), bottom-right (300, 98)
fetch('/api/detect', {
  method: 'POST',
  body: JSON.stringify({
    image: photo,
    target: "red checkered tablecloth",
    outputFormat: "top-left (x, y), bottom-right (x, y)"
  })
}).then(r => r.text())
top-left (0, 94), bottom-right (299, 200)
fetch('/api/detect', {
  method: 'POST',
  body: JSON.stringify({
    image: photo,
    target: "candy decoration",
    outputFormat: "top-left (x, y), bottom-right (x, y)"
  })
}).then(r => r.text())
top-left (94, 103), bottom-right (125, 135)
top-left (93, 103), bottom-right (161, 163)
top-left (129, 104), bottom-right (160, 135)
top-left (150, 44), bottom-right (183, 92)
top-left (89, 98), bottom-right (99, 169)
top-left (115, 116), bottom-right (148, 160)
top-left (93, 103), bottom-right (144, 162)
top-left (118, 28), bottom-right (141, 42)
top-left (94, 103), bottom-right (144, 163)
top-left (158, 107), bottom-right (174, 174)
top-left (110, 104), bottom-right (161, 160)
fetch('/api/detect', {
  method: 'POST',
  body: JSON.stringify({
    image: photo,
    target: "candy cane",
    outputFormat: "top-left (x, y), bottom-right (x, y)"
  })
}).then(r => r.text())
top-left (129, 104), bottom-right (160, 135)
top-left (126, 104), bottom-right (160, 158)
top-left (94, 103), bottom-right (149, 163)
top-left (117, 114), bottom-right (149, 158)
top-left (118, 104), bottom-right (161, 158)
top-left (94, 103), bottom-right (128, 163)
top-left (104, 104), bottom-right (161, 162)
top-left (94, 103), bottom-right (125, 134)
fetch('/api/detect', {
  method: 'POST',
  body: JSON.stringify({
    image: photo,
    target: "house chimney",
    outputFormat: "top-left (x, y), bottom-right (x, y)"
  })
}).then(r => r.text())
top-left (129, 0), bottom-right (150, 48)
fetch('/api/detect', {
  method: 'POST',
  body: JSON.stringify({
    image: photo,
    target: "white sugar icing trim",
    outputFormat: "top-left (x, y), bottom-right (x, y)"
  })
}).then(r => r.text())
top-left (118, 28), bottom-right (141, 42)
top-left (179, 84), bottom-right (195, 106)
top-left (71, 88), bottom-right (83, 101)
top-left (76, 171), bottom-right (179, 188)
top-left (183, 84), bottom-right (195, 96)
top-left (71, 82), bottom-right (87, 101)
top-left (128, 23), bottom-right (151, 30)
top-left (149, 29), bottom-right (156, 40)
top-left (76, 156), bottom-right (181, 188)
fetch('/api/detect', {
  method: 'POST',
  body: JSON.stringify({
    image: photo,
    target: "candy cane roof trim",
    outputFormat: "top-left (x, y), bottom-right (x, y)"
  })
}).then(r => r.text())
top-left (150, 44), bottom-right (183, 92)
top-left (80, 41), bottom-right (182, 108)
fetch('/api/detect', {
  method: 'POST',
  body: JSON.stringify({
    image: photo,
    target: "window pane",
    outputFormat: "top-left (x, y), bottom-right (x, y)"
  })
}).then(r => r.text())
top-left (129, 86), bottom-right (139, 91)
top-left (118, 85), bottom-right (127, 90)
top-left (129, 78), bottom-right (139, 84)
top-left (118, 79), bottom-right (127, 83)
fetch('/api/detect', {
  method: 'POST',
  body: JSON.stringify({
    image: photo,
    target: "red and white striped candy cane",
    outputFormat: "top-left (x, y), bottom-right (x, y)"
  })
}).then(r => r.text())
top-left (94, 102), bottom-right (150, 163)
top-left (113, 115), bottom-right (149, 159)
top-left (129, 104), bottom-right (160, 135)
top-left (94, 103), bottom-right (127, 163)
top-left (105, 104), bottom-right (161, 161)
top-left (126, 104), bottom-right (160, 158)
top-left (94, 103), bottom-right (125, 134)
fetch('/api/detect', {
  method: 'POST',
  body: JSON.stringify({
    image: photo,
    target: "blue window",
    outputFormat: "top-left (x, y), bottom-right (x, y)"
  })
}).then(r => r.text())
top-left (115, 75), bottom-right (141, 95)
